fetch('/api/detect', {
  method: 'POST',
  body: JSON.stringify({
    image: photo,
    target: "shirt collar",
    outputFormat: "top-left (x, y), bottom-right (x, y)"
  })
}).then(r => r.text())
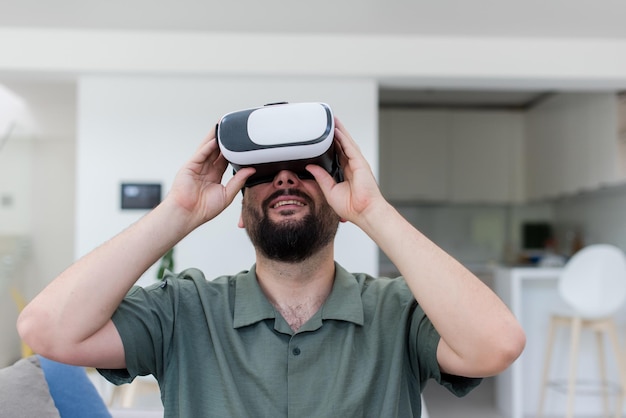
top-left (321, 263), bottom-right (365, 325)
top-left (233, 263), bottom-right (365, 329)
top-left (233, 266), bottom-right (276, 329)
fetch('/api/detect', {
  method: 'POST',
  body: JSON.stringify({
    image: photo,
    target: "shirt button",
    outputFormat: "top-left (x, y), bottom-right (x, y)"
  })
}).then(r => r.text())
top-left (292, 347), bottom-right (301, 356)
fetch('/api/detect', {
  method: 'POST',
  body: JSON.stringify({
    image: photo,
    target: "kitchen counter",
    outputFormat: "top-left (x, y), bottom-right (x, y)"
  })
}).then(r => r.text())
top-left (493, 266), bottom-right (563, 418)
top-left (493, 266), bottom-right (626, 418)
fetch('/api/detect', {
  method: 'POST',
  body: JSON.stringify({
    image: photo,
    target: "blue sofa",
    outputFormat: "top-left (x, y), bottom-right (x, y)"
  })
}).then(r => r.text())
top-left (0, 355), bottom-right (111, 418)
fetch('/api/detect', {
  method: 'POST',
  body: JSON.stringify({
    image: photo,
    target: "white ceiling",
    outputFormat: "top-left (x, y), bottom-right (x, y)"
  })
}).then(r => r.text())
top-left (2, 0), bottom-right (625, 106)
top-left (2, 0), bottom-right (626, 39)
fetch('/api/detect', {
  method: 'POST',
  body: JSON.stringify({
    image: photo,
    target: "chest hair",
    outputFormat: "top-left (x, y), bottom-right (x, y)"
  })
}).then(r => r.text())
top-left (273, 301), bottom-right (321, 332)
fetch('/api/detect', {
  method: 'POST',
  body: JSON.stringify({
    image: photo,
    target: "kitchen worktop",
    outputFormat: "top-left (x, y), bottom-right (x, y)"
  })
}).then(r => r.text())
top-left (493, 266), bottom-right (626, 418)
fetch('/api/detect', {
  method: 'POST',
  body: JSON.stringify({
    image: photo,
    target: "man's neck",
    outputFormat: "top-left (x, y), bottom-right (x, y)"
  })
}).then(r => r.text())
top-left (255, 246), bottom-right (335, 332)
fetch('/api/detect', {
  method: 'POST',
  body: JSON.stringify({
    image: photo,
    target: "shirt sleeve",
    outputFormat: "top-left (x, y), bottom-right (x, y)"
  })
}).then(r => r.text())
top-left (408, 302), bottom-right (483, 397)
top-left (98, 273), bottom-right (179, 385)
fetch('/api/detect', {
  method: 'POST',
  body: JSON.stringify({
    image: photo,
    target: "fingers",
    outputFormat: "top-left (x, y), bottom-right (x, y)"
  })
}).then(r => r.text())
top-left (333, 124), bottom-right (357, 182)
top-left (190, 122), bottom-right (221, 163)
top-left (225, 167), bottom-right (256, 198)
top-left (194, 125), bottom-right (217, 154)
top-left (190, 138), bottom-right (220, 169)
top-left (192, 126), bottom-right (229, 178)
top-left (306, 164), bottom-right (336, 194)
top-left (333, 117), bottom-right (362, 161)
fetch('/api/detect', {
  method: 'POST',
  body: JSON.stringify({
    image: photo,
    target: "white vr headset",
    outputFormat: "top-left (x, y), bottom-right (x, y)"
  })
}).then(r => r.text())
top-left (217, 102), bottom-right (343, 187)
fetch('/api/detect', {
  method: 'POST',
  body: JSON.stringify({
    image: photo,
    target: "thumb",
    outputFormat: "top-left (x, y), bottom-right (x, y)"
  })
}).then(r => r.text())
top-left (306, 164), bottom-right (336, 196)
top-left (225, 167), bottom-right (256, 199)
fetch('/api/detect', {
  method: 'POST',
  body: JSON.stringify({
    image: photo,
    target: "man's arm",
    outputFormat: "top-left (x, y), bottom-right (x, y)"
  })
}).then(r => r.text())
top-left (17, 129), bottom-right (254, 369)
top-left (309, 118), bottom-right (525, 378)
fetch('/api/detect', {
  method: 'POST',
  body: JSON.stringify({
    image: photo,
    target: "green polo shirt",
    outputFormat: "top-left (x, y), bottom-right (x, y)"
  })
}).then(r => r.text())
top-left (99, 263), bottom-right (480, 417)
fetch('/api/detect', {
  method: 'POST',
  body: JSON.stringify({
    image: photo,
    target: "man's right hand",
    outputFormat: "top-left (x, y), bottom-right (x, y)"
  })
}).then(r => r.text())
top-left (17, 127), bottom-right (254, 369)
top-left (166, 126), bottom-right (255, 231)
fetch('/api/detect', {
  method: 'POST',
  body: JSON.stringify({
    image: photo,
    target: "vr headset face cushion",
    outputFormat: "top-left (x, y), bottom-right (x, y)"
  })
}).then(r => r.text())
top-left (217, 102), bottom-right (343, 187)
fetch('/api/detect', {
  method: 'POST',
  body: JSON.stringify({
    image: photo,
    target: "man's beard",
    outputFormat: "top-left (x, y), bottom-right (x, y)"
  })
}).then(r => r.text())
top-left (242, 189), bottom-right (340, 263)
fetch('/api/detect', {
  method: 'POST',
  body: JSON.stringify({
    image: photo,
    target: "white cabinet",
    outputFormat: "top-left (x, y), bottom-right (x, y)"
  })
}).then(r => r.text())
top-left (379, 109), bottom-right (449, 201)
top-left (379, 108), bottom-right (524, 203)
top-left (526, 93), bottom-right (623, 200)
top-left (494, 266), bottom-right (626, 418)
top-left (448, 110), bottom-right (525, 203)
top-left (381, 93), bottom-right (626, 204)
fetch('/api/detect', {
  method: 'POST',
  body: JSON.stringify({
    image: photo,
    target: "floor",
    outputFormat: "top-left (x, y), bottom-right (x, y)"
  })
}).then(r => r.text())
top-left (422, 378), bottom-right (618, 418)
top-left (422, 376), bottom-right (503, 418)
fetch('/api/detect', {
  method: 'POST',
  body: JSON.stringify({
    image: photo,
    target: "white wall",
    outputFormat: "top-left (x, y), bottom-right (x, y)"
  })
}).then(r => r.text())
top-left (7, 29), bottom-right (626, 91)
top-left (0, 137), bottom-right (32, 235)
top-left (77, 76), bottom-right (379, 285)
top-left (22, 81), bottom-right (77, 294)
top-left (0, 80), bottom-right (76, 366)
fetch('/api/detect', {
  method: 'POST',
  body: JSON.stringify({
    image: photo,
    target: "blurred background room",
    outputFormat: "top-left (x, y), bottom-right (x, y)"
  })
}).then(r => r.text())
top-left (3, 1), bottom-right (626, 417)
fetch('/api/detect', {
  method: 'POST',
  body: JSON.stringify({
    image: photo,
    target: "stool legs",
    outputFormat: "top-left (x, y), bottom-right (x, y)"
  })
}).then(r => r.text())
top-left (565, 317), bottom-right (582, 418)
top-left (537, 317), bottom-right (558, 418)
top-left (537, 316), bottom-right (625, 418)
top-left (606, 320), bottom-right (625, 418)
top-left (595, 329), bottom-right (609, 417)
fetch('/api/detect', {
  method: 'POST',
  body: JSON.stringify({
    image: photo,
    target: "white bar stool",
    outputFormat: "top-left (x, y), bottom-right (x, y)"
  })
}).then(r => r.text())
top-left (537, 244), bottom-right (626, 418)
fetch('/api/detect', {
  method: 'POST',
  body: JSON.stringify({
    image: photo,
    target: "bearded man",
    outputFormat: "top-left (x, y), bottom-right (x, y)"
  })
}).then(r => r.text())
top-left (18, 117), bottom-right (525, 417)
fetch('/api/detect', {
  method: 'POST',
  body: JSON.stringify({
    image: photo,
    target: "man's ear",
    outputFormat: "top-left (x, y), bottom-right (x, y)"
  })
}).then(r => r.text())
top-left (340, 218), bottom-right (347, 223)
top-left (238, 212), bottom-right (245, 229)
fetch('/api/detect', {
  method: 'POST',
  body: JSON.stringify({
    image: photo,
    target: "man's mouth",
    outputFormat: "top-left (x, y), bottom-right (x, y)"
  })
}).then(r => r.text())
top-left (264, 189), bottom-right (311, 211)
top-left (272, 200), bottom-right (305, 209)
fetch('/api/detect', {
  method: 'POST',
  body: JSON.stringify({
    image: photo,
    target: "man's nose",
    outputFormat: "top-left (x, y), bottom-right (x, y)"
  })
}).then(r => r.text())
top-left (273, 170), bottom-right (301, 188)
